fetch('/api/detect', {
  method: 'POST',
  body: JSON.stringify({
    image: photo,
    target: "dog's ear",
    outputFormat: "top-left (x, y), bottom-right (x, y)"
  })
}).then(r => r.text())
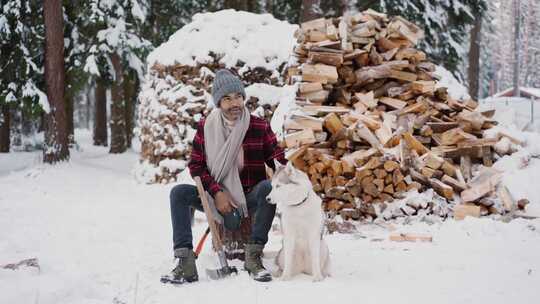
top-left (286, 161), bottom-right (300, 177)
top-left (286, 162), bottom-right (310, 185)
top-left (285, 161), bottom-right (294, 171)
top-left (274, 159), bottom-right (285, 171)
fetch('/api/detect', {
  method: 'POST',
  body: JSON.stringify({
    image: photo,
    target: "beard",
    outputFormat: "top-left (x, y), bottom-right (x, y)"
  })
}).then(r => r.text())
top-left (223, 106), bottom-right (243, 119)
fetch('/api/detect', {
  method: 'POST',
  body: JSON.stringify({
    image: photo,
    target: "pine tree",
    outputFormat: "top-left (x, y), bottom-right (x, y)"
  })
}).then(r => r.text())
top-left (354, 0), bottom-right (487, 77)
top-left (467, 5), bottom-right (485, 100)
top-left (319, 0), bottom-right (349, 19)
top-left (300, 0), bottom-right (321, 22)
top-left (0, 104), bottom-right (9, 152)
top-left (142, 1), bottom-right (221, 47)
top-left (93, 79), bottom-right (107, 146)
top-left (265, 0), bottom-right (302, 24)
top-left (123, 70), bottom-right (138, 148)
top-left (80, 0), bottom-right (152, 153)
top-left (480, 0), bottom-right (539, 96)
top-left (0, 0), bottom-right (48, 152)
top-left (43, 0), bottom-right (70, 163)
top-left (478, 1), bottom-right (497, 97)
top-left (512, 0), bottom-right (521, 96)
top-left (110, 52), bottom-right (125, 153)
top-left (521, 0), bottom-right (539, 88)
top-left (63, 0), bottom-right (90, 143)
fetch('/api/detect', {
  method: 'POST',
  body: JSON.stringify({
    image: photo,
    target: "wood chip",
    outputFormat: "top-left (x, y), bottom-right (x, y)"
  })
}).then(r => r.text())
top-left (389, 233), bottom-right (432, 242)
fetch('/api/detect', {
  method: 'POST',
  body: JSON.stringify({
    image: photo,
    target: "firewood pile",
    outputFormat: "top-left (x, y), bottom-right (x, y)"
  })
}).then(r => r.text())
top-left (137, 61), bottom-right (281, 184)
top-left (283, 9), bottom-right (522, 221)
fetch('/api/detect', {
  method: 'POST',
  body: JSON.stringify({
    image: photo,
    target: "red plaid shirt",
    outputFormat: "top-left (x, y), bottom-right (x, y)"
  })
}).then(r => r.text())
top-left (188, 115), bottom-right (287, 197)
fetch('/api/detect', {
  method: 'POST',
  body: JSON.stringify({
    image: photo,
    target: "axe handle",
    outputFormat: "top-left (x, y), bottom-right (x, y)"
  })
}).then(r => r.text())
top-left (194, 176), bottom-right (224, 253)
top-left (194, 227), bottom-right (210, 258)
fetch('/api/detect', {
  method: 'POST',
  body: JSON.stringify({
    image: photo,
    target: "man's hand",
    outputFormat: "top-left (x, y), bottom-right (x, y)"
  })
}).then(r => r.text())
top-left (214, 190), bottom-right (238, 214)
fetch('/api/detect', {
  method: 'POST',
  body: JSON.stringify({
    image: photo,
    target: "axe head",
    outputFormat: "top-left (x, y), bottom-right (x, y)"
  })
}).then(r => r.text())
top-left (206, 265), bottom-right (238, 280)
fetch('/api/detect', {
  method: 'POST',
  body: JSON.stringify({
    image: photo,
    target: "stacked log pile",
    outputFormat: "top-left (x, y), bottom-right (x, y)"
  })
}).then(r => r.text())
top-left (137, 61), bottom-right (281, 184)
top-left (284, 10), bottom-right (521, 220)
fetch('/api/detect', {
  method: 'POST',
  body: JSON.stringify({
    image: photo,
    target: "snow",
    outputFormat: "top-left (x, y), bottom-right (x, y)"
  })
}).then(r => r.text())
top-left (267, 84), bottom-right (298, 139)
top-left (130, 0), bottom-right (146, 22)
top-left (0, 151), bottom-right (41, 177)
top-left (22, 81), bottom-right (50, 113)
top-left (522, 87), bottom-right (540, 98)
top-left (245, 84), bottom-right (294, 107)
top-left (147, 10), bottom-right (298, 72)
top-left (494, 87), bottom-right (540, 99)
top-left (484, 123), bottom-right (540, 216)
top-left (1, 129), bottom-right (540, 304)
top-left (452, 0), bottom-right (473, 18)
top-left (433, 65), bottom-right (471, 101)
top-left (97, 19), bottom-right (127, 48)
top-left (0, 15), bottom-right (8, 34)
top-left (127, 52), bottom-right (145, 80)
top-left (158, 158), bottom-right (186, 172)
top-left (476, 97), bottom-right (540, 216)
top-left (494, 153), bottom-right (540, 216)
top-left (5, 91), bottom-right (16, 102)
top-left (244, 83), bottom-right (298, 137)
top-left (83, 54), bottom-right (100, 76)
top-left (479, 97), bottom-right (540, 132)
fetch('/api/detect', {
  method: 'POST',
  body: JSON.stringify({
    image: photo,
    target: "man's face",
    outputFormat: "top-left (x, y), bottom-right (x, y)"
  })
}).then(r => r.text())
top-left (219, 92), bottom-right (244, 121)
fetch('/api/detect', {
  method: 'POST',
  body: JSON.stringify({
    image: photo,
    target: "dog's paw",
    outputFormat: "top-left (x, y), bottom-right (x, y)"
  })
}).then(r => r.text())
top-left (272, 269), bottom-right (283, 277)
top-left (312, 275), bottom-right (324, 282)
top-left (322, 268), bottom-right (332, 278)
top-left (280, 274), bottom-right (293, 281)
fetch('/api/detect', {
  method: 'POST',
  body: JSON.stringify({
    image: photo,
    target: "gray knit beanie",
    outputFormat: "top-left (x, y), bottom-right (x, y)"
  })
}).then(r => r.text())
top-left (211, 69), bottom-right (246, 107)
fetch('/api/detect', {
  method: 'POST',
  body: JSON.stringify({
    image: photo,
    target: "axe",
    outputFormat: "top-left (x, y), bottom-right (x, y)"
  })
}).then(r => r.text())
top-left (193, 177), bottom-right (238, 280)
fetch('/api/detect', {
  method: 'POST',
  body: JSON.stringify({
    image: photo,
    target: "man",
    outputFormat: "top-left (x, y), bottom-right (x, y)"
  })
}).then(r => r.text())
top-left (168, 69), bottom-right (286, 283)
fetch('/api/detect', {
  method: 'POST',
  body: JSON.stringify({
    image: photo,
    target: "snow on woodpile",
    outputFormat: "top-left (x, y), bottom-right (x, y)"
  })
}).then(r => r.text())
top-left (135, 10), bottom-right (298, 184)
top-left (478, 100), bottom-right (540, 218)
top-left (433, 65), bottom-right (470, 101)
top-left (146, 9), bottom-right (297, 74)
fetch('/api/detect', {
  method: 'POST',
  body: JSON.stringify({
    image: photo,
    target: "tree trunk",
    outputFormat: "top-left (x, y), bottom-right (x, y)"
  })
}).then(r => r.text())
top-left (513, 0), bottom-right (520, 97)
top-left (43, 0), bottom-right (69, 163)
top-left (11, 109), bottom-right (22, 148)
top-left (0, 104), bottom-right (10, 153)
top-left (146, 0), bottom-right (158, 46)
top-left (93, 79), bottom-right (108, 146)
top-left (123, 73), bottom-right (137, 149)
top-left (109, 52), bottom-right (126, 153)
top-left (301, 0), bottom-right (321, 23)
top-left (21, 109), bottom-right (33, 138)
top-left (224, 0), bottom-right (248, 10)
top-left (86, 85), bottom-right (92, 130)
top-left (265, 0), bottom-right (273, 14)
top-left (246, 0), bottom-right (258, 12)
top-left (65, 88), bottom-right (75, 144)
top-left (21, 109), bottom-right (37, 151)
top-left (468, 15), bottom-right (482, 100)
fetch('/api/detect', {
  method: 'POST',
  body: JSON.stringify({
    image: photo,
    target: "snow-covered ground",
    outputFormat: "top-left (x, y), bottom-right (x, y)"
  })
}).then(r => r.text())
top-left (480, 97), bottom-right (540, 132)
top-left (1, 130), bottom-right (540, 304)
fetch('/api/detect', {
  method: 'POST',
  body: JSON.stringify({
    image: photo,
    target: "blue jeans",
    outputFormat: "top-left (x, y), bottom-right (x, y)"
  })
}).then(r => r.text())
top-left (169, 180), bottom-right (275, 250)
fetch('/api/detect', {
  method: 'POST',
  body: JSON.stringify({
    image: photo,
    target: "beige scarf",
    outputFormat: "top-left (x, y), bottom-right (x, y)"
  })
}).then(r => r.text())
top-left (203, 107), bottom-right (250, 223)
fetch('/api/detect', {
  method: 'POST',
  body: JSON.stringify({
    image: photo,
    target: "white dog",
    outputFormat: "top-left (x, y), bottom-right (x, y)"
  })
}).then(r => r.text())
top-left (267, 161), bottom-right (331, 281)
